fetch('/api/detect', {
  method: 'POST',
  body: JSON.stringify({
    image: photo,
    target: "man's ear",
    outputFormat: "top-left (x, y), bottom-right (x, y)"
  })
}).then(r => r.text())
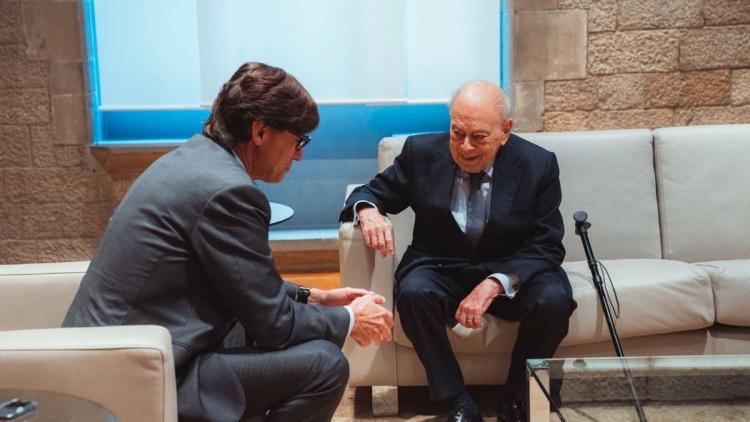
top-left (250, 121), bottom-right (266, 146)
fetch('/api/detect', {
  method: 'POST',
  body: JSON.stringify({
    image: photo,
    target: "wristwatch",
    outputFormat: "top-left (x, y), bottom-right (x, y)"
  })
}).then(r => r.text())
top-left (295, 286), bottom-right (311, 304)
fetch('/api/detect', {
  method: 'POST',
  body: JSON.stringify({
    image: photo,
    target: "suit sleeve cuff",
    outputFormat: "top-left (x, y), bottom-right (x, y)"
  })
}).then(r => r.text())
top-left (488, 273), bottom-right (519, 299)
top-left (344, 305), bottom-right (355, 336)
top-left (352, 200), bottom-right (377, 226)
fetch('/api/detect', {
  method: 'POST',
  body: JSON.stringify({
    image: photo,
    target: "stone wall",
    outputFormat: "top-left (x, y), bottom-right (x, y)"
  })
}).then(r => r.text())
top-left (511, 0), bottom-right (750, 131)
top-left (1, 0), bottom-right (749, 264)
top-left (0, 0), bottom-right (117, 264)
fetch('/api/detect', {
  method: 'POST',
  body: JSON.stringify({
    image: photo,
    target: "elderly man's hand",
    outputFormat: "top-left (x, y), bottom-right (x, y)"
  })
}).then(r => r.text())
top-left (455, 278), bottom-right (503, 329)
top-left (358, 207), bottom-right (394, 257)
top-left (349, 294), bottom-right (393, 347)
top-left (308, 287), bottom-right (374, 307)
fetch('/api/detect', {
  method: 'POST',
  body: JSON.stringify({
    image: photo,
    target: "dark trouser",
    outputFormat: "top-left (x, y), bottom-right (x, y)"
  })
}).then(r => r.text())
top-left (396, 266), bottom-right (575, 403)
top-left (177, 328), bottom-right (348, 422)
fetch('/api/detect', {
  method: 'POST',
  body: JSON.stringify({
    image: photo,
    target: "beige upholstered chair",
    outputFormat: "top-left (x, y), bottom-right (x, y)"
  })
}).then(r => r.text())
top-left (0, 261), bottom-right (178, 422)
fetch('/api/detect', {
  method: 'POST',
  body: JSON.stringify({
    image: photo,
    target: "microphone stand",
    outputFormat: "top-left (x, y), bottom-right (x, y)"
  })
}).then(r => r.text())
top-left (574, 211), bottom-right (647, 422)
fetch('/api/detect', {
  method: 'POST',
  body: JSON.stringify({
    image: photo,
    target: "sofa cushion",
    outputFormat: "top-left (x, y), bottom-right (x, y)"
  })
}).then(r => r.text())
top-left (379, 129), bottom-right (662, 263)
top-left (654, 124), bottom-right (750, 262)
top-left (0, 261), bottom-right (88, 330)
top-left (393, 259), bottom-right (714, 353)
top-left (697, 259), bottom-right (750, 327)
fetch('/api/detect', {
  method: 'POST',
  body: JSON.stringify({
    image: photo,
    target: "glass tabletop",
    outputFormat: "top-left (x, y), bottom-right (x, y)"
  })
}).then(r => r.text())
top-left (0, 390), bottom-right (117, 422)
top-left (527, 354), bottom-right (750, 422)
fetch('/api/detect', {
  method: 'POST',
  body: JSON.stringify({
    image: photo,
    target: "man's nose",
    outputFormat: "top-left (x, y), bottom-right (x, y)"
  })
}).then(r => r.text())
top-left (460, 136), bottom-right (475, 151)
top-left (293, 148), bottom-right (303, 161)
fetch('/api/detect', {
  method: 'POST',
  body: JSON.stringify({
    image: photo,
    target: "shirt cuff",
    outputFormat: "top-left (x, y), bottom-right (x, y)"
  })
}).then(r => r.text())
top-left (352, 200), bottom-right (377, 226)
top-left (488, 273), bottom-right (519, 299)
top-left (344, 305), bottom-right (355, 336)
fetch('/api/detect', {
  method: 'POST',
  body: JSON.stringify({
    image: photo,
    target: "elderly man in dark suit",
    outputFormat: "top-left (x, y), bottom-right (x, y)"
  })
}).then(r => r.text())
top-left (341, 81), bottom-right (576, 422)
top-left (64, 62), bottom-right (393, 422)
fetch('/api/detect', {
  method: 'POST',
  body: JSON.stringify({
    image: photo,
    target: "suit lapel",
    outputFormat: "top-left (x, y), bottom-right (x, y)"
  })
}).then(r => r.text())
top-left (482, 136), bottom-right (522, 240)
top-left (430, 146), bottom-right (458, 211)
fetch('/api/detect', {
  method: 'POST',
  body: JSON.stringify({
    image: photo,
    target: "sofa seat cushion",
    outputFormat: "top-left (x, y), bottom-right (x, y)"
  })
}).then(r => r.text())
top-left (697, 259), bottom-right (750, 327)
top-left (393, 259), bottom-right (714, 353)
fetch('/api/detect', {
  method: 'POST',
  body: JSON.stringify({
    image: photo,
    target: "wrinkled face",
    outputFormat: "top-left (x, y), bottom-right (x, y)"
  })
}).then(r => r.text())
top-left (237, 122), bottom-right (304, 183)
top-left (449, 101), bottom-right (512, 173)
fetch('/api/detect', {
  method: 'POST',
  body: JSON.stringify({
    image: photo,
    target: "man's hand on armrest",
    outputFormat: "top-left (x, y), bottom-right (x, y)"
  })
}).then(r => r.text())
top-left (349, 294), bottom-right (394, 347)
top-left (357, 206), bottom-right (394, 257)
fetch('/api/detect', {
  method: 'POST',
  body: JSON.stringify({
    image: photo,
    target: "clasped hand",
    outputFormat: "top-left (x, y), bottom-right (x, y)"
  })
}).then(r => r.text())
top-left (310, 287), bottom-right (393, 347)
top-left (349, 294), bottom-right (393, 347)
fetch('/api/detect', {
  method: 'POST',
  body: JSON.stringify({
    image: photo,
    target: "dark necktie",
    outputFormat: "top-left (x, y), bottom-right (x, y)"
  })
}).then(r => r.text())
top-left (466, 171), bottom-right (487, 247)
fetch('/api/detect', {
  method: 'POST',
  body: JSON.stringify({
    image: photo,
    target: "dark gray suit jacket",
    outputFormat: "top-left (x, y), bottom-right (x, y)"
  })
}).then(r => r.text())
top-left (63, 134), bottom-right (349, 417)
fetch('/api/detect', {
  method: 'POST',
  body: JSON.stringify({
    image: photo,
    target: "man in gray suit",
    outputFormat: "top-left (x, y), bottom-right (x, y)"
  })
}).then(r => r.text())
top-left (64, 62), bottom-right (393, 422)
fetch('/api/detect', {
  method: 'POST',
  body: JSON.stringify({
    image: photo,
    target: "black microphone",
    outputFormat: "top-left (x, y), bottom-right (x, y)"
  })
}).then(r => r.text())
top-left (571, 211), bottom-right (646, 421)
top-left (573, 210), bottom-right (623, 357)
top-left (573, 210), bottom-right (591, 235)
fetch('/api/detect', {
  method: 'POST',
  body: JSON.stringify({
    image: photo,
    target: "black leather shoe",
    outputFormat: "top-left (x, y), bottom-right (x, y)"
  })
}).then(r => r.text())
top-left (497, 398), bottom-right (526, 422)
top-left (447, 406), bottom-right (483, 422)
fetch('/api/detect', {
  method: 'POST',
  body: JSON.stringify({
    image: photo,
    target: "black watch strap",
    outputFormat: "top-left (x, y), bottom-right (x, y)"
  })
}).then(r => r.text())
top-left (295, 286), bottom-right (310, 304)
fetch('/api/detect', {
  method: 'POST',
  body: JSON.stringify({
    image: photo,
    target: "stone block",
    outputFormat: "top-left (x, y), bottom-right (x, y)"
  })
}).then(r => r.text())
top-left (618, 0), bottom-right (703, 29)
top-left (674, 105), bottom-right (750, 125)
top-left (37, 238), bottom-right (97, 262)
top-left (22, 0), bottom-right (84, 61)
top-left (545, 79), bottom-right (598, 111)
top-left (597, 74), bottom-right (646, 110)
top-left (514, 0), bottom-right (561, 11)
top-left (731, 69), bottom-right (750, 106)
top-left (589, 30), bottom-right (680, 75)
top-left (0, 0), bottom-right (23, 45)
top-left (559, 0), bottom-right (617, 32)
top-left (681, 26), bottom-right (750, 70)
top-left (705, 0), bottom-right (750, 25)
top-left (586, 108), bottom-right (674, 129)
top-left (0, 88), bottom-right (49, 124)
top-left (646, 70), bottom-right (731, 108)
top-left (679, 70), bottom-right (731, 107)
top-left (0, 241), bottom-right (38, 264)
top-left (512, 81), bottom-right (545, 132)
top-left (0, 125), bottom-right (31, 167)
top-left (644, 73), bottom-right (682, 108)
top-left (50, 60), bottom-right (86, 95)
top-left (0, 45), bottom-right (47, 89)
top-left (50, 94), bottom-right (90, 145)
top-left (513, 11), bottom-right (588, 81)
top-left (5, 167), bottom-right (104, 204)
top-left (544, 111), bottom-right (590, 131)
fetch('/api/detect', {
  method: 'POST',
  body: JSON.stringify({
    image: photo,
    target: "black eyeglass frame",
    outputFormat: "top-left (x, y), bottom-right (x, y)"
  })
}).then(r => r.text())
top-left (292, 132), bottom-right (311, 151)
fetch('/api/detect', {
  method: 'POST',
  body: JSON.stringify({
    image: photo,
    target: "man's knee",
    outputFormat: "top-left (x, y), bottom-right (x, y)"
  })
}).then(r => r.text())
top-left (533, 283), bottom-right (574, 322)
top-left (306, 340), bottom-right (349, 390)
top-left (396, 271), bottom-right (438, 309)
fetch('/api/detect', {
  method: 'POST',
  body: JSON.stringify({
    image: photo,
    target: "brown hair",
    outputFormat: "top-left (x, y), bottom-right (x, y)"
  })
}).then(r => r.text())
top-left (203, 62), bottom-right (319, 149)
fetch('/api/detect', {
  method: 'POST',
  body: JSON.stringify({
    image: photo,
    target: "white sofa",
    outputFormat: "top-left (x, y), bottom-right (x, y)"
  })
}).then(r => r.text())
top-left (0, 261), bottom-right (178, 422)
top-left (339, 124), bottom-right (750, 396)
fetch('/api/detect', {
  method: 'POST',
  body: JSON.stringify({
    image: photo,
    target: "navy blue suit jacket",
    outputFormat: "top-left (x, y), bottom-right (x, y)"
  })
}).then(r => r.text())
top-left (341, 132), bottom-right (568, 288)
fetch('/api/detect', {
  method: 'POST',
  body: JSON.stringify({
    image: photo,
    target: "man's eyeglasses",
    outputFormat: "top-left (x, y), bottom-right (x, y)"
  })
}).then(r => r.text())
top-left (293, 132), bottom-right (311, 151)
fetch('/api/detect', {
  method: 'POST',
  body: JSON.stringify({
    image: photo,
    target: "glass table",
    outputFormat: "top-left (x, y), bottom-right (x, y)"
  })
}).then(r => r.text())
top-left (269, 202), bottom-right (294, 225)
top-left (0, 390), bottom-right (117, 422)
top-left (527, 355), bottom-right (750, 422)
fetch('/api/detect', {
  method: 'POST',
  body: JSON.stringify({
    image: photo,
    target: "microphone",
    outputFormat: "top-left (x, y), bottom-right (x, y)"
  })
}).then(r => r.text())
top-left (573, 210), bottom-right (591, 235)
top-left (571, 210), bottom-right (646, 421)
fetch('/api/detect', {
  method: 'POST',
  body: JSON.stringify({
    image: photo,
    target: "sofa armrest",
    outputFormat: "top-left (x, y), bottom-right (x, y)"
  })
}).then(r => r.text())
top-left (339, 218), bottom-right (398, 386)
top-left (0, 325), bottom-right (177, 422)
